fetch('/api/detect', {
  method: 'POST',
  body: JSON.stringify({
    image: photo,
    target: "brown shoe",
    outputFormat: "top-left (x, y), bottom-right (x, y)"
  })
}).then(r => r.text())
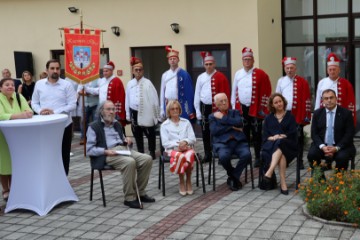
top-left (80, 139), bottom-right (84, 145)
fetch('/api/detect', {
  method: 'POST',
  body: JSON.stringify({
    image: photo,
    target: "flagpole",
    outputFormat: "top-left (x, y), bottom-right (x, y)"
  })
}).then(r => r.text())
top-left (80, 9), bottom-right (87, 157)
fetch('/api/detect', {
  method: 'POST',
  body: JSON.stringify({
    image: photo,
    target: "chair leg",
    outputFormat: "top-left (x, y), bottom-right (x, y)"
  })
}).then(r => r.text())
top-left (158, 156), bottom-right (161, 190)
top-left (249, 158), bottom-right (255, 189)
top-left (213, 155), bottom-right (216, 191)
top-left (208, 155), bottom-right (212, 185)
top-left (98, 170), bottom-right (106, 207)
top-left (161, 158), bottom-right (166, 196)
top-left (90, 168), bottom-right (94, 201)
top-left (258, 159), bottom-right (263, 188)
top-left (195, 153), bottom-right (206, 194)
top-left (296, 157), bottom-right (300, 190)
top-left (196, 159), bottom-right (199, 187)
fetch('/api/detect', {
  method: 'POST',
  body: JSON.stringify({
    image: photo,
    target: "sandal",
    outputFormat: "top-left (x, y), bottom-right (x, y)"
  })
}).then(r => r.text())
top-left (2, 191), bottom-right (9, 201)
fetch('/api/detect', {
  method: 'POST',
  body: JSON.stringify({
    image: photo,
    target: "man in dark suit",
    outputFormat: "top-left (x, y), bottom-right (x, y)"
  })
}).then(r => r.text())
top-left (307, 89), bottom-right (356, 170)
top-left (209, 93), bottom-right (252, 191)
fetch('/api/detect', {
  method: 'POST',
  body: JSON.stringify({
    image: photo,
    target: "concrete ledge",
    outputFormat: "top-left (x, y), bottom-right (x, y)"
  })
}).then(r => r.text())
top-left (302, 204), bottom-right (359, 228)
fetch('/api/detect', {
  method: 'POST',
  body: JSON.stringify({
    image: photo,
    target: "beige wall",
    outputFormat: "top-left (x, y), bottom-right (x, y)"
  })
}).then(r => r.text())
top-left (257, 0), bottom-right (283, 89)
top-left (0, 0), bottom-right (282, 86)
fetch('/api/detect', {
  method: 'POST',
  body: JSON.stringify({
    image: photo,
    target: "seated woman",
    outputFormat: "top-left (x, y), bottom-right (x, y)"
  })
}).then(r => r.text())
top-left (160, 100), bottom-right (196, 196)
top-left (261, 93), bottom-right (298, 195)
top-left (0, 78), bottom-right (33, 201)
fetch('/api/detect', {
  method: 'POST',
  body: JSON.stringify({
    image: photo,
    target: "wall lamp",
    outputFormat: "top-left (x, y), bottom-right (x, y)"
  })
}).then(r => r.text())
top-left (170, 23), bottom-right (180, 34)
top-left (68, 7), bottom-right (79, 13)
top-left (111, 26), bottom-right (120, 37)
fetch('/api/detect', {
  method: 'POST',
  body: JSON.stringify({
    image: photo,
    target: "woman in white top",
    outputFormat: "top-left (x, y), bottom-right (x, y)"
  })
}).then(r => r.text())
top-left (160, 100), bottom-right (196, 196)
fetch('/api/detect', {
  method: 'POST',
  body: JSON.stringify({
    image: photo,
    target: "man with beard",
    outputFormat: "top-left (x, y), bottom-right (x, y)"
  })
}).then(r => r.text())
top-left (87, 100), bottom-right (154, 209)
top-left (32, 59), bottom-right (77, 175)
top-left (84, 61), bottom-right (126, 127)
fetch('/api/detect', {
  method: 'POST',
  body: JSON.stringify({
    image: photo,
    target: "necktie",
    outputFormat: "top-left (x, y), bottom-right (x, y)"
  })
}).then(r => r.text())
top-left (326, 111), bottom-right (334, 146)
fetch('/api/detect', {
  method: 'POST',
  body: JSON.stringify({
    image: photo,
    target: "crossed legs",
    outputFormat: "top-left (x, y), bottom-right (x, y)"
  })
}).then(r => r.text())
top-left (264, 149), bottom-right (287, 191)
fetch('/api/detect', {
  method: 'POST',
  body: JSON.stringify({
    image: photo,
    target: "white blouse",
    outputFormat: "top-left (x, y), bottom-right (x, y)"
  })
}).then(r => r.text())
top-left (160, 117), bottom-right (196, 150)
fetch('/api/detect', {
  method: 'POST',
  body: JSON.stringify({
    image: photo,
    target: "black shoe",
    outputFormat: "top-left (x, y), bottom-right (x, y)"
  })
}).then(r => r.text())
top-left (150, 151), bottom-right (156, 160)
top-left (124, 200), bottom-right (142, 209)
top-left (280, 188), bottom-right (289, 195)
top-left (227, 178), bottom-right (236, 191)
top-left (299, 161), bottom-right (305, 170)
top-left (236, 180), bottom-right (243, 190)
top-left (226, 177), bottom-right (232, 187)
top-left (229, 178), bottom-right (241, 191)
top-left (254, 158), bottom-right (260, 168)
top-left (139, 195), bottom-right (155, 203)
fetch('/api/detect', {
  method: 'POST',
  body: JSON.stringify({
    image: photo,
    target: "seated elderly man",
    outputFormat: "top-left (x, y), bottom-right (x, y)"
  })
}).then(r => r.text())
top-left (209, 93), bottom-right (252, 191)
top-left (86, 100), bottom-right (155, 209)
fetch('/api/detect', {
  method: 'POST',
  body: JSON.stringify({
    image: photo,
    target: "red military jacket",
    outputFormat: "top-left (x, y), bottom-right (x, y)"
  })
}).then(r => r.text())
top-left (107, 77), bottom-right (126, 126)
top-left (211, 71), bottom-right (231, 112)
top-left (292, 75), bottom-right (312, 125)
top-left (234, 68), bottom-right (271, 119)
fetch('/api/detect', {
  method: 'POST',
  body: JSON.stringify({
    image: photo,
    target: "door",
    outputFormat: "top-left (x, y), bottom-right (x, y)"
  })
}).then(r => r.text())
top-left (185, 44), bottom-right (232, 88)
top-left (131, 46), bottom-right (169, 94)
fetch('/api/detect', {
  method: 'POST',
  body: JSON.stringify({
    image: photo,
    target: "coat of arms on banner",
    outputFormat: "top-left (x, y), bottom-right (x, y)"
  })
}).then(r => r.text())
top-left (64, 28), bottom-right (100, 84)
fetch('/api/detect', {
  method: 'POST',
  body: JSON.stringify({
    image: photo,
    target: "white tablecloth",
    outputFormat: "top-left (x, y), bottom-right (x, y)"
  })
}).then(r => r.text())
top-left (0, 114), bottom-right (78, 216)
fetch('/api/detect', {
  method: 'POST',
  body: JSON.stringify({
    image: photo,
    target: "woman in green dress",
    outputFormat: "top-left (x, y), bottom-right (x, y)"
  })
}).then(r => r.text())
top-left (0, 78), bottom-right (33, 201)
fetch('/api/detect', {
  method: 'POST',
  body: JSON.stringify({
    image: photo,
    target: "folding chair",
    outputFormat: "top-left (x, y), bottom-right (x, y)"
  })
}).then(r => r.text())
top-left (89, 164), bottom-right (115, 207)
top-left (209, 151), bottom-right (255, 191)
top-left (158, 135), bottom-right (206, 196)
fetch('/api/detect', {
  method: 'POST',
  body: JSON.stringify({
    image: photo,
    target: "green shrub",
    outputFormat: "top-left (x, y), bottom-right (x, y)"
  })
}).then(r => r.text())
top-left (299, 164), bottom-right (360, 227)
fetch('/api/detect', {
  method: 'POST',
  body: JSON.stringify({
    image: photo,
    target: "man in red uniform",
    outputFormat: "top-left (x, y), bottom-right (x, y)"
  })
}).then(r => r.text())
top-left (85, 61), bottom-right (126, 127)
top-left (276, 57), bottom-right (312, 169)
top-left (315, 53), bottom-right (356, 126)
top-left (231, 47), bottom-right (272, 167)
top-left (194, 52), bottom-right (231, 162)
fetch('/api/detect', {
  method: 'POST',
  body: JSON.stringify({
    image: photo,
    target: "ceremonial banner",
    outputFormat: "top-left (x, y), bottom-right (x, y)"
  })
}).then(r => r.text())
top-left (64, 28), bottom-right (100, 84)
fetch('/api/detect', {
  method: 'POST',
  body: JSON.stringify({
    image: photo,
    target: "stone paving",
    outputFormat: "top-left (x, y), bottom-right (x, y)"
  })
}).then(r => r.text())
top-left (0, 133), bottom-right (359, 240)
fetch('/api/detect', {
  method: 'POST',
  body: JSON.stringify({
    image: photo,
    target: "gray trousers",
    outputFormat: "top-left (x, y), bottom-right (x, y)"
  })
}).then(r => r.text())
top-left (106, 145), bottom-right (153, 201)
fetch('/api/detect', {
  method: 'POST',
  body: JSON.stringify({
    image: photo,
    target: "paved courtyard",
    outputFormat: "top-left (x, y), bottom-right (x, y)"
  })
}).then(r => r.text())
top-left (0, 133), bottom-right (359, 240)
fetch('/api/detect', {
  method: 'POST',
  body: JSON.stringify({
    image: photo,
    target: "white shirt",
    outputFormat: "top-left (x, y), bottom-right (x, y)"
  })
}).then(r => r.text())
top-left (31, 78), bottom-right (77, 126)
top-left (125, 78), bottom-right (142, 111)
top-left (160, 68), bottom-right (178, 117)
top-left (276, 75), bottom-right (294, 110)
top-left (231, 67), bottom-right (253, 107)
top-left (160, 118), bottom-right (196, 150)
top-left (85, 76), bottom-right (115, 104)
top-left (77, 79), bottom-right (99, 107)
top-left (315, 77), bottom-right (338, 110)
top-left (194, 71), bottom-right (216, 119)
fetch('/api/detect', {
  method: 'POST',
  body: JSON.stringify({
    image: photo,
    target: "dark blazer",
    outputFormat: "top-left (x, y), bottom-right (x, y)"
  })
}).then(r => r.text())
top-left (311, 106), bottom-right (354, 150)
top-left (209, 109), bottom-right (247, 145)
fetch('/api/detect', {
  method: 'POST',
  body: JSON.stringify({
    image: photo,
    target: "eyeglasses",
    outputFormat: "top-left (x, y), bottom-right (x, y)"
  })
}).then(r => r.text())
top-left (103, 108), bottom-right (116, 112)
top-left (204, 63), bottom-right (213, 66)
top-left (134, 68), bottom-right (143, 72)
top-left (170, 107), bottom-right (179, 111)
top-left (243, 58), bottom-right (253, 62)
